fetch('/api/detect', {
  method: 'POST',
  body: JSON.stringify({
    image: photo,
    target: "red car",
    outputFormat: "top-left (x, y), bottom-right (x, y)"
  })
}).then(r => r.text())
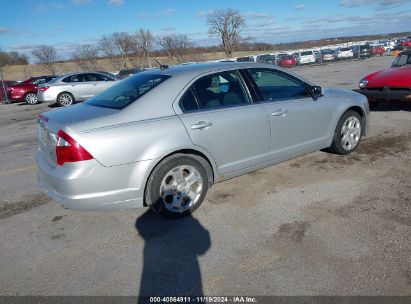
top-left (7, 75), bottom-right (58, 104)
top-left (355, 66), bottom-right (411, 109)
top-left (0, 80), bottom-right (17, 102)
top-left (370, 45), bottom-right (385, 56)
top-left (277, 55), bottom-right (297, 68)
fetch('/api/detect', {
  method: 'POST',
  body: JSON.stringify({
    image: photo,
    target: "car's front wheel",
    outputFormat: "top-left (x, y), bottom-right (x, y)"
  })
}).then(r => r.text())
top-left (145, 154), bottom-right (210, 219)
top-left (329, 110), bottom-right (362, 155)
top-left (57, 92), bottom-right (74, 107)
top-left (25, 92), bottom-right (38, 105)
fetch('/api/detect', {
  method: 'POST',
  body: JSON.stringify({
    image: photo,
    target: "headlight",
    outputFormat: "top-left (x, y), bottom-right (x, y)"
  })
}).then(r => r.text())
top-left (359, 79), bottom-right (368, 89)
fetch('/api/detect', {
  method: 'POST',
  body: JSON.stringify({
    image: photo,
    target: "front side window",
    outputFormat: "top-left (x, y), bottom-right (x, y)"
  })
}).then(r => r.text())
top-left (189, 71), bottom-right (249, 110)
top-left (247, 69), bottom-right (309, 102)
top-left (85, 73), bottom-right (170, 109)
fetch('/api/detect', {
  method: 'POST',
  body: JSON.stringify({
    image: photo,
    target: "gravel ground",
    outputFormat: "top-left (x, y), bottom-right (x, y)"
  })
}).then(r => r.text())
top-left (0, 56), bottom-right (410, 296)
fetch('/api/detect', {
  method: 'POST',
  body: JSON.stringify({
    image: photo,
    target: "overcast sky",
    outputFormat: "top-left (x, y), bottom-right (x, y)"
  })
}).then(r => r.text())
top-left (1, 0), bottom-right (411, 61)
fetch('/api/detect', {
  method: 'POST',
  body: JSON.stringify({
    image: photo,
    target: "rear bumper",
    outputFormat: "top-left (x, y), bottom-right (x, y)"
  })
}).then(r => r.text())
top-left (36, 150), bottom-right (152, 210)
top-left (37, 91), bottom-right (56, 103)
top-left (354, 88), bottom-right (411, 102)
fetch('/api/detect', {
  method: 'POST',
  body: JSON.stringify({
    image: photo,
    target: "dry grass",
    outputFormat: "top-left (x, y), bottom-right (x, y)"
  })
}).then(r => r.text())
top-left (2, 50), bottom-right (270, 81)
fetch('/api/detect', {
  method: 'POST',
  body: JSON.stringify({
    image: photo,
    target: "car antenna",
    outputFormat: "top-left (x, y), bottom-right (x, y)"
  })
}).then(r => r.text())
top-left (151, 57), bottom-right (169, 70)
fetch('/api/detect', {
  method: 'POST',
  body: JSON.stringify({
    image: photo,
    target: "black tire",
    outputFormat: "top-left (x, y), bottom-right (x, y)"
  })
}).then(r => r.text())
top-left (145, 154), bottom-right (210, 219)
top-left (57, 92), bottom-right (74, 107)
top-left (329, 110), bottom-right (362, 155)
top-left (24, 92), bottom-right (38, 105)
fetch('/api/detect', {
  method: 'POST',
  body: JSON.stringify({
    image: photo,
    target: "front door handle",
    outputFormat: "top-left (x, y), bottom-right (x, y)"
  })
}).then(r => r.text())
top-left (271, 109), bottom-right (288, 117)
top-left (191, 121), bottom-right (213, 130)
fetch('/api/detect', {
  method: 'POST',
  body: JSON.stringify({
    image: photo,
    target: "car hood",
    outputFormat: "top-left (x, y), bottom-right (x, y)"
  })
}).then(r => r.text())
top-left (323, 87), bottom-right (359, 97)
top-left (367, 67), bottom-right (411, 87)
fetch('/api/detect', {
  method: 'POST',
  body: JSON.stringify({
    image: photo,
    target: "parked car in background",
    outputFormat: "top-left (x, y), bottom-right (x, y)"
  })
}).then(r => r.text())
top-left (277, 55), bottom-right (297, 68)
top-left (370, 45), bottom-right (385, 56)
top-left (7, 76), bottom-right (58, 104)
top-left (256, 54), bottom-right (276, 64)
top-left (0, 80), bottom-right (17, 102)
top-left (37, 72), bottom-right (118, 107)
top-left (236, 56), bottom-right (255, 63)
top-left (298, 50), bottom-right (316, 65)
top-left (391, 50), bottom-right (411, 67)
top-left (117, 68), bottom-right (142, 79)
top-left (320, 49), bottom-right (336, 62)
top-left (337, 47), bottom-right (354, 59)
top-left (36, 62), bottom-right (368, 218)
top-left (352, 45), bottom-right (372, 59)
top-left (355, 66), bottom-right (411, 109)
top-left (383, 41), bottom-right (395, 51)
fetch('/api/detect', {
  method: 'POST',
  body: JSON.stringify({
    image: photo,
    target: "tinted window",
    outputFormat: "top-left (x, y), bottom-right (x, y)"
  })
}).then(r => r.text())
top-left (62, 74), bottom-right (84, 83)
top-left (84, 73), bottom-right (107, 82)
top-left (192, 71), bottom-right (249, 110)
top-left (85, 73), bottom-right (170, 109)
top-left (301, 51), bottom-right (313, 56)
top-left (180, 88), bottom-right (199, 112)
top-left (247, 69), bottom-right (309, 101)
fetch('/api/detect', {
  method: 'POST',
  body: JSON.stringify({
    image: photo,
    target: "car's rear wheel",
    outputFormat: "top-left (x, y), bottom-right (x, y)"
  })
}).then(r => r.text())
top-left (145, 154), bottom-right (210, 219)
top-left (57, 92), bottom-right (74, 107)
top-left (329, 110), bottom-right (362, 155)
top-left (24, 92), bottom-right (38, 105)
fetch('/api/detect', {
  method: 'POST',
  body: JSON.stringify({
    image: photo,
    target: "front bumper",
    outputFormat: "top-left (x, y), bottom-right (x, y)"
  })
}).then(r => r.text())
top-left (354, 88), bottom-right (411, 102)
top-left (36, 150), bottom-right (152, 210)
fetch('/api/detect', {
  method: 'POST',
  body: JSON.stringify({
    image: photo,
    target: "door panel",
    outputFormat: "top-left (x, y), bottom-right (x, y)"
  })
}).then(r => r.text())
top-left (178, 104), bottom-right (270, 174)
top-left (263, 97), bottom-right (334, 160)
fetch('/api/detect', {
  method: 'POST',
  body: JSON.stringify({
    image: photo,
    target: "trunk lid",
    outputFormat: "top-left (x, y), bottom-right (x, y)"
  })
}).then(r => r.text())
top-left (37, 103), bottom-right (118, 167)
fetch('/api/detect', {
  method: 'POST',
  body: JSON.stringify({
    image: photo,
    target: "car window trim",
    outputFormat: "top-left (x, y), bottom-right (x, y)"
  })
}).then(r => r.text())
top-left (242, 68), bottom-right (313, 103)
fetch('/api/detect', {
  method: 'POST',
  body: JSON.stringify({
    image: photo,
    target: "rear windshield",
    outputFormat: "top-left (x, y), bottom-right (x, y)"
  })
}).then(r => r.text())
top-left (85, 73), bottom-right (170, 109)
top-left (301, 51), bottom-right (313, 56)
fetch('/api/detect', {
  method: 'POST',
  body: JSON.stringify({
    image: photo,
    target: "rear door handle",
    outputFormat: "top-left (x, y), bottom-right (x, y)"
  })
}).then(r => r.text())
top-left (271, 109), bottom-right (288, 117)
top-left (191, 121), bottom-right (213, 130)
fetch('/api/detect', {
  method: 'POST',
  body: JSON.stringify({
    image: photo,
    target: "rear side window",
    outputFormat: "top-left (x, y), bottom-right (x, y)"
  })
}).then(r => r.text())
top-left (63, 74), bottom-right (84, 83)
top-left (247, 68), bottom-right (309, 102)
top-left (180, 88), bottom-right (199, 112)
top-left (189, 71), bottom-right (249, 110)
top-left (85, 73), bottom-right (170, 109)
top-left (84, 73), bottom-right (107, 82)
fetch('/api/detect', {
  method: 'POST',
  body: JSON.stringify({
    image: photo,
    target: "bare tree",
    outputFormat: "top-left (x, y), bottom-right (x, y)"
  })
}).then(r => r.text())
top-left (134, 29), bottom-right (155, 67)
top-left (207, 8), bottom-right (245, 56)
top-left (72, 44), bottom-right (99, 71)
top-left (31, 45), bottom-right (58, 74)
top-left (98, 32), bottom-right (135, 70)
top-left (157, 34), bottom-right (192, 64)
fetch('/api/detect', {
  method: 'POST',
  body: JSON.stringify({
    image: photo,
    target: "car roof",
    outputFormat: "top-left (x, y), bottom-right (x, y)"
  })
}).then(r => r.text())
top-left (139, 62), bottom-right (315, 86)
top-left (143, 62), bottom-right (283, 76)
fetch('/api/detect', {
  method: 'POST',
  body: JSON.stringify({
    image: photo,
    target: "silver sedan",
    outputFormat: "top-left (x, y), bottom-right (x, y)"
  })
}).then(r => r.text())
top-left (37, 72), bottom-right (118, 107)
top-left (36, 62), bottom-right (369, 218)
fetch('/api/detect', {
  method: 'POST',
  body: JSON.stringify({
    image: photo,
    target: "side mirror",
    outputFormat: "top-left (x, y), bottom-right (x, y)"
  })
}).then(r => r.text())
top-left (310, 85), bottom-right (322, 100)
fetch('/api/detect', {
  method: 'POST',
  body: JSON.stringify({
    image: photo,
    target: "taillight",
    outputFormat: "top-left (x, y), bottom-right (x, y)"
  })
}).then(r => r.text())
top-left (56, 130), bottom-right (93, 166)
top-left (40, 86), bottom-right (49, 91)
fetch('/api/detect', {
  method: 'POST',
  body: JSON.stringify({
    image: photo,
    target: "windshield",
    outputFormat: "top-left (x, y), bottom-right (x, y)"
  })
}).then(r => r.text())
top-left (85, 73), bottom-right (171, 109)
top-left (392, 54), bottom-right (411, 67)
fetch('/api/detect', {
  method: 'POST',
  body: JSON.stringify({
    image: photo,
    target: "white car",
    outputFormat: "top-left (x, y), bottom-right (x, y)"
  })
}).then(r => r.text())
top-left (383, 41), bottom-right (395, 52)
top-left (337, 47), bottom-right (354, 59)
top-left (298, 50), bottom-right (316, 65)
